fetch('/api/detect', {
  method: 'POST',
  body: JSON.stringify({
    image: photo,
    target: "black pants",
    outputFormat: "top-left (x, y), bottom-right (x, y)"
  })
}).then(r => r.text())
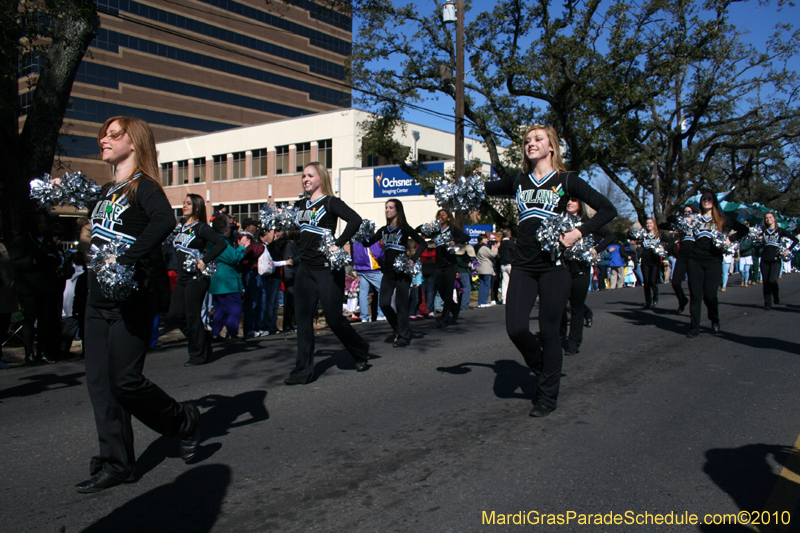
top-left (289, 265), bottom-right (369, 383)
top-left (84, 295), bottom-right (190, 481)
top-left (597, 265), bottom-right (608, 289)
top-left (559, 270), bottom-right (590, 350)
top-left (641, 262), bottom-right (660, 305)
top-left (505, 267), bottom-right (571, 409)
top-left (18, 293), bottom-right (61, 359)
top-left (283, 281), bottom-right (296, 331)
top-left (169, 277), bottom-right (212, 365)
top-left (671, 257), bottom-right (689, 309)
top-left (380, 270), bottom-right (412, 343)
top-left (687, 258), bottom-right (722, 332)
top-left (435, 264), bottom-right (460, 327)
top-left (761, 260), bottom-right (781, 304)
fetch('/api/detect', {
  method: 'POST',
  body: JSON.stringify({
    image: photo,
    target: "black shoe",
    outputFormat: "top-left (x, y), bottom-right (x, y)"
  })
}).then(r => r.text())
top-left (678, 302), bottom-right (686, 314)
top-left (179, 403), bottom-right (200, 462)
top-left (564, 347), bottom-right (579, 356)
top-left (764, 302), bottom-right (772, 310)
top-left (436, 320), bottom-right (447, 329)
top-left (75, 470), bottom-right (128, 493)
top-left (39, 355), bottom-right (56, 365)
top-left (643, 303), bottom-right (651, 309)
top-left (584, 317), bottom-right (592, 328)
top-left (355, 361), bottom-right (369, 372)
top-left (184, 360), bottom-right (205, 367)
top-left (226, 335), bottom-right (244, 344)
top-left (652, 299), bottom-right (658, 307)
top-left (24, 353), bottom-right (37, 366)
top-left (686, 330), bottom-right (699, 338)
top-left (393, 338), bottom-right (410, 348)
top-left (712, 322), bottom-right (721, 333)
top-left (775, 295), bottom-right (780, 305)
top-left (529, 401), bottom-right (555, 417)
top-left (284, 376), bottom-right (310, 385)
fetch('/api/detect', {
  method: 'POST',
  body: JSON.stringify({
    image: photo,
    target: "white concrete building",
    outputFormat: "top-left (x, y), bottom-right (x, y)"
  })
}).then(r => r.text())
top-left (156, 108), bottom-right (501, 229)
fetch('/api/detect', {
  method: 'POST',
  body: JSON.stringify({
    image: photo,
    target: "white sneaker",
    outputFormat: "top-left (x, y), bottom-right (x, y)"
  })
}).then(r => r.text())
top-left (260, 331), bottom-right (270, 337)
top-left (376, 316), bottom-right (387, 322)
top-left (490, 301), bottom-right (497, 306)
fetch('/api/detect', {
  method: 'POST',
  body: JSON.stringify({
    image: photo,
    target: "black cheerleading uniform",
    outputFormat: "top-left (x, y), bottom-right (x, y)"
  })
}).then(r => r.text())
top-left (687, 214), bottom-right (747, 335)
top-left (560, 226), bottom-right (615, 353)
top-left (366, 223), bottom-right (426, 344)
top-left (760, 226), bottom-right (797, 307)
top-left (666, 215), bottom-right (695, 312)
top-left (433, 225), bottom-right (470, 328)
top-left (485, 170), bottom-right (616, 410)
top-left (287, 194), bottom-right (369, 384)
top-left (84, 175), bottom-right (195, 482)
top-left (168, 220), bottom-right (226, 365)
top-left (640, 231), bottom-right (671, 307)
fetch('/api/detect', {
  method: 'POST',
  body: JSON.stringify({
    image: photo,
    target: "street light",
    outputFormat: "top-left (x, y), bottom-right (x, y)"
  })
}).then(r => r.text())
top-left (443, 0), bottom-right (465, 226)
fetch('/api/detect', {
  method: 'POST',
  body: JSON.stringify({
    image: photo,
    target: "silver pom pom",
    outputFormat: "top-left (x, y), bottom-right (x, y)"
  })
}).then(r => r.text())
top-left (87, 237), bottom-right (139, 300)
top-left (164, 224), bottom-right (182, 246)
top-left (352, 219), bottom-right (376, 243)
top-left (419, 220), bottom-right (442, 237)
top-left (182, 249), bottom-right (217, 278)
top-left (393, 255), bottom-right (421, 276)
top-left (675, 213), bottom-right (701, 236)
top-left (432, 176), bottom-right (486, 212)
top-left (746, 226), bottom-right (763, 242)
top-left (30, 171), bottom-right (101, 211)
top-left (318, 231), bottom-right (352, 270)
top-left (627, 228), bottom-right (646, 241)
top-left (274, 204), bottom-right (299, 231)
top-left (536, 213), bottom-right (580, 261)
top-left (563, 235), bottom-right (596, 265)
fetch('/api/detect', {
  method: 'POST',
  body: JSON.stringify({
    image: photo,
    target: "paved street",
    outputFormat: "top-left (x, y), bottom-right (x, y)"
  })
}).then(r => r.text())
top-left (2, 274), bottom-right (800, 532)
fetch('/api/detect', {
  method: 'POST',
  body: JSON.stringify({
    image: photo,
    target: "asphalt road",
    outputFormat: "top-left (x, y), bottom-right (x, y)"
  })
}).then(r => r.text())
top-left (2, 273), bottom-right (799, 533)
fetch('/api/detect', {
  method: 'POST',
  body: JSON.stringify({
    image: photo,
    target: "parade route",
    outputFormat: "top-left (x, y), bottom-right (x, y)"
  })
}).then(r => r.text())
top-left (2, 274), bottom-right (799, 532)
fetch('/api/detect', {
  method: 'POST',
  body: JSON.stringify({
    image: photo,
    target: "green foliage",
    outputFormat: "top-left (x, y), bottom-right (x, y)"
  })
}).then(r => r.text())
top-left (348, 0), bottom-right (800, 225)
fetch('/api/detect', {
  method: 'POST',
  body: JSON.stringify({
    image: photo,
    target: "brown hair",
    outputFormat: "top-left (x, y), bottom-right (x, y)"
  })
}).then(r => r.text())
top-left (97, 116), bottom-right (164, 203)
top-left (186, 194), bottom-right (207, 224)
top-left (436, 209), bottom-right (453, 224)
top-left (521, 124), bottom-right (567, 174)
top-left (699, 191), bottom-right (725, 231)
top-left (304, 162), bottom-right (335, 196)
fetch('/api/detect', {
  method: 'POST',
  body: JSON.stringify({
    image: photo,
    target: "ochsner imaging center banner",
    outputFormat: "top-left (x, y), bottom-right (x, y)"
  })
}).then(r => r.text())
top-left (373, 162), bottom-right (444, 198)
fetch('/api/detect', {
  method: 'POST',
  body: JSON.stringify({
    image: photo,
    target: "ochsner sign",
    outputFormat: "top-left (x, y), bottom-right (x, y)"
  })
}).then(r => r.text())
top-left (373, 162), bottom-right (444, 197)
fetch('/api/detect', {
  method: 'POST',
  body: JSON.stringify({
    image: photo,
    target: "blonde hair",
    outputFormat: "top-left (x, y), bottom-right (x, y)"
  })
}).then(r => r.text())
top-left (521, 124), bottom-right (567, 174)
top-left (97, 116), bottom-right (164, 203)
top-left (304, 162), bottom-right (335, 196)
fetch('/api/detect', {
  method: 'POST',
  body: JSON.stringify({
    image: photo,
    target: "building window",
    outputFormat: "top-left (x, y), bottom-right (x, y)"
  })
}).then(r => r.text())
top-left (193, 158), bottom-right (205, 183)
top-left (213, 154), bottom-right (227, 181)
top-left (228, 202), bottom-right (263, 226)
top-left (177, 160), bottom-right (189, 184)
top-left (173, 207), bottom-right (183, 221)
top-left (275, 145), bottom-right (289, 174)
top-left (318, 139), bottom-right (332, 168)
top-left (232, 151), bottom-right (246, 179)
top-left (365, 154), bottom-right (380, 167)
top-left (252, 148), bottom-right (267, 177)
top-left (295, 142), bottom-right (311, 172)
top-left (161, 163), bottom-right (173, 186)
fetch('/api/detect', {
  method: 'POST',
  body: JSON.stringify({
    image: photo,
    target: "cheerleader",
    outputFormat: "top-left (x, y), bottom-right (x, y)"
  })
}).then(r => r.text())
top-left (365, 199), bottom-right (426, 346)
top-left (560, 197), bottom-right (615, 355)
top-left (666, 205), bottom-right (696, 313)
top-left (760, 212), bottom-right (797, 310)
top-left (433, 209), bottom-right (470, 328)
top-left (169, 194), bottom-right (226, 366)
top-left (77, 116), bottom-right (199, 493)
top-left (686, 192), bottom-right (747, 337)
top-left (284, 162), bottom-right (370, 385)
top-left (640, 219), bottom-right (671, 308)
top-left (484, 124), bottom-right (616, 417)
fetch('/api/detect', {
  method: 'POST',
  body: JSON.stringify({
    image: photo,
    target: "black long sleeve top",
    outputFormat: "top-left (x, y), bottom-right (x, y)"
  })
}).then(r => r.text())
top-left (484, 170), bottom-right (617, 272)
top-left (435, 225), bottom-right (470, 269)
top-left (761, 226), bottom-right (798, 263)
top-left (172, 220), bottom-right (227, 281)
top-left (296, 195), bottom-right (362, 269)
top-left (666, 215), bottom-right (695, 260)
top-left (366, 223), bottom-right (427, 272)
top-left (88, 175), bottom-right (176, 308)
top-left (640, 231), bottom-right (672, 265)
top-left (690, 214), bottom-right (747, 263)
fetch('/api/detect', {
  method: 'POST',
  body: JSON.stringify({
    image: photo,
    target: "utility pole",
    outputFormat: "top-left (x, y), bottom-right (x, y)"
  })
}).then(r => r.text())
top-left (455, 0), bottom-right (464, 183)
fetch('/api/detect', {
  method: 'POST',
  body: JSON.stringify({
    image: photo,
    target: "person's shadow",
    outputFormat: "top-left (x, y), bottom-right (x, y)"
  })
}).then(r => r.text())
top-left (0, 372), bottom-right (85, 402)
top-left (81, 464), bottom-right (231, 533)
top-left (436, 360), bottom-right (536, 400)
top-left (701, 443), bottom-right (800, 532)
top-left (311, 349), bottom-right (381, 380)
top-left (136, 391), bottom-right (269, 477)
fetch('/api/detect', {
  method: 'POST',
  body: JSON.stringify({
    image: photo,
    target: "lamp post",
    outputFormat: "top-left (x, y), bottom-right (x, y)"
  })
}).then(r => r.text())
top-left (442, 0), bottom-right (464, 181)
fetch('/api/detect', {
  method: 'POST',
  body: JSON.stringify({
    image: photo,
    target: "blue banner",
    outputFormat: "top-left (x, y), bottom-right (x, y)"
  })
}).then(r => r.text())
top-left (373, 162), bottom-right (444, 198)
top-left (465, 224), bottom-right (494, 245)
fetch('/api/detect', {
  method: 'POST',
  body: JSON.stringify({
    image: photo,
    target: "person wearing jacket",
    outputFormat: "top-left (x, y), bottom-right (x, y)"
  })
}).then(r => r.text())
top-left (281, 229), bottom-right (300, 332)
top-left (498, 229), bottom-right (515, 304)
top-left (208, 213), bottom-right (248, 343)
top-left (606, 241), bottom-right (626, 289)
top-left (476, 235), bottom-right (499, 307)
top-left (352, 240), bottom-right (385, 322)
top-left (239, 218), bottom-right (265, 338)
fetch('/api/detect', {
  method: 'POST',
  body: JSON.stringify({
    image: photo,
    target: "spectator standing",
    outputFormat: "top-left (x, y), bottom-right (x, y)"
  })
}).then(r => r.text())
top-left (418, 239), bottom-right (437, 316)
top-left (281, 229), bottom-right (300, 332)
top-left (239, 218), bottom-right (265, 338)
top-left (261, 228), bottom-right (285, 335)
top-left (208, 214), bottom-right (248, 344)
top-left (476, 235), bottom-right (499, 306)
top-left (607, 241), bottom-right (625, 289)
top-left (455, 244), bottom-right (475, 310)
top-left (498, 229), bottom-right (515, 304)
top-left (351, 241), bottom-right (385, 322)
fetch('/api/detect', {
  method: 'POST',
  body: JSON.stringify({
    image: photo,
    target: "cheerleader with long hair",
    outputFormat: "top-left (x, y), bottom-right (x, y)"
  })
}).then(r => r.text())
top-left (484, 125), bottom-right (617, 417)
top-left (759, 212), bottom-right (797, 310)
top-left (433, 209), bottom-right (470, 328)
